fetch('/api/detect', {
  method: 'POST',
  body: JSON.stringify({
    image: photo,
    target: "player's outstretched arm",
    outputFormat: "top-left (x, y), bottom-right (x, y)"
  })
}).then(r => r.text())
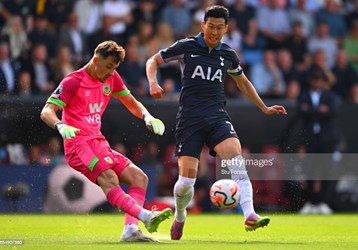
top-left (146, 53), bottom-right (165, 99)
top-left (40, 103), bottom-right (80, 139)
top-left (231, 74), bottom-right (287, 115)
top-left (116, 93), bottom-right (165, 136)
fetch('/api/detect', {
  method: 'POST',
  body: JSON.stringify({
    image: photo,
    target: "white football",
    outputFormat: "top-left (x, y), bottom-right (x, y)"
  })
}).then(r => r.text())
top-left (210, 179), bottom-right (240, 209)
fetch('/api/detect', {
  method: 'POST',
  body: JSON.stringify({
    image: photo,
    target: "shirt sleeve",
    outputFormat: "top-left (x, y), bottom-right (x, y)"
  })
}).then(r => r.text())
top-left (112, 71), bottom-right (130, 97)
top-left (159, 39), bottom-right (187, 63)
top-left (227, 48), bottom-right (243, 76)
top-left (47, 75), bottom-right (81, 109)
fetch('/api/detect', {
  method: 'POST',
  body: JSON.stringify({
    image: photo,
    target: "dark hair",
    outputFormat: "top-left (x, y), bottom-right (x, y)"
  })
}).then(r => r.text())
top-left (94, 40), bottom-right (125, 64)
top-left (308, 68), bottom-right (326, 81)
top-left (204, 5), bottom-right (229, 24)
top-left (292, 20), bottom-right (302, 27)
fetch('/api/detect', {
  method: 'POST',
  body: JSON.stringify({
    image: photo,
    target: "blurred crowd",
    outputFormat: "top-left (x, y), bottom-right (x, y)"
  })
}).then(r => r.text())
top-left (0, 0), bottom-right (357, 103)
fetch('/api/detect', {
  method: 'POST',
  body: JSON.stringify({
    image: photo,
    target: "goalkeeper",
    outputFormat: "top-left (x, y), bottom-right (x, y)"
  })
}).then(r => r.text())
top-left (40, 40), bottom-right (170, 242)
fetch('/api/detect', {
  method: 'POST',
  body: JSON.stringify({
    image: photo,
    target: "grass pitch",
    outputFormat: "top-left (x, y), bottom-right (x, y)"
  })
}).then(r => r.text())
top-left (0, 213), bottom-right (357, 249)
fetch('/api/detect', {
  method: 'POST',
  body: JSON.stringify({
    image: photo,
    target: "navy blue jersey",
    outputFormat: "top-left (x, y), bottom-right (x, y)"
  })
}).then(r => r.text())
top-left (159, 33), bottom-right (243, 119)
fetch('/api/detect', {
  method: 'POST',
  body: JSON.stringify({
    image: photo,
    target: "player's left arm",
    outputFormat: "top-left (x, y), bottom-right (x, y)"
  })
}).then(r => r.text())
top-left (231, 73), bottom-right (287, 115)
top-left (114, 93), bottom-right (165, 135)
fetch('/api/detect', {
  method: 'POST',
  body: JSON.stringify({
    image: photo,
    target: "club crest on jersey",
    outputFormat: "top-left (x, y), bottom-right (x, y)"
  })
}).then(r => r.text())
top-left (220, 56), bottom-right (224, 66)
top-left (103, 84), bottom-right (111, 95)
top-left (104, 156), bottom-right (113, 164)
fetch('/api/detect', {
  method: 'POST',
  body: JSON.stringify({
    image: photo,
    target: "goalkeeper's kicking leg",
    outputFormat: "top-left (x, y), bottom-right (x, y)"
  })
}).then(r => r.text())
top-left (98, 164), bottom-right (171, 242)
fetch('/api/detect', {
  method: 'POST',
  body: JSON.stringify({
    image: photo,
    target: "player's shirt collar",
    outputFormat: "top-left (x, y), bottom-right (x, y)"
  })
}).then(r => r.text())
top-left (196, 33), bottom-right (222, 51)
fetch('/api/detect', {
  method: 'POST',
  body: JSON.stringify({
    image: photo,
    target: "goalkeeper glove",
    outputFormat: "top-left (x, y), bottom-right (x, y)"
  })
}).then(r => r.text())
top-left (55, 121), bottom-right (80, 140)
top-left (143, 114), bottom-right (165, 136)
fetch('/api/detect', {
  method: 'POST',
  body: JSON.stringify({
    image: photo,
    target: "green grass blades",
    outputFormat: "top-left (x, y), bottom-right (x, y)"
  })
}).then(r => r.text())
top-left (0, 214), bottom-right (357, 249)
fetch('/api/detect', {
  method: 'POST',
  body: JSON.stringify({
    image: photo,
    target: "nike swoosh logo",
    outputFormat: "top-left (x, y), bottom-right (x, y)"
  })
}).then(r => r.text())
top-left (191, 54), bottom-right (200, 57)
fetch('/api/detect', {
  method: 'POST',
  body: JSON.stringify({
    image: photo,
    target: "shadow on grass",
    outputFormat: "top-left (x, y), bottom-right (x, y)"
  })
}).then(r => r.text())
top-left (92, 240), bottom-right (307, 245)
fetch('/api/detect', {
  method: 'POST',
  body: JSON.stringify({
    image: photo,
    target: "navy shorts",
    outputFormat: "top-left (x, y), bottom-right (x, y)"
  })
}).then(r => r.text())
top-left (175, 117), bottom-right (238, 159)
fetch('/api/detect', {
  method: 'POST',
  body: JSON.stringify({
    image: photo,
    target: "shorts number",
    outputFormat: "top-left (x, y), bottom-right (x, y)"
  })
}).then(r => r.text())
top-left (225, 121), bottom-right (236, 134)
